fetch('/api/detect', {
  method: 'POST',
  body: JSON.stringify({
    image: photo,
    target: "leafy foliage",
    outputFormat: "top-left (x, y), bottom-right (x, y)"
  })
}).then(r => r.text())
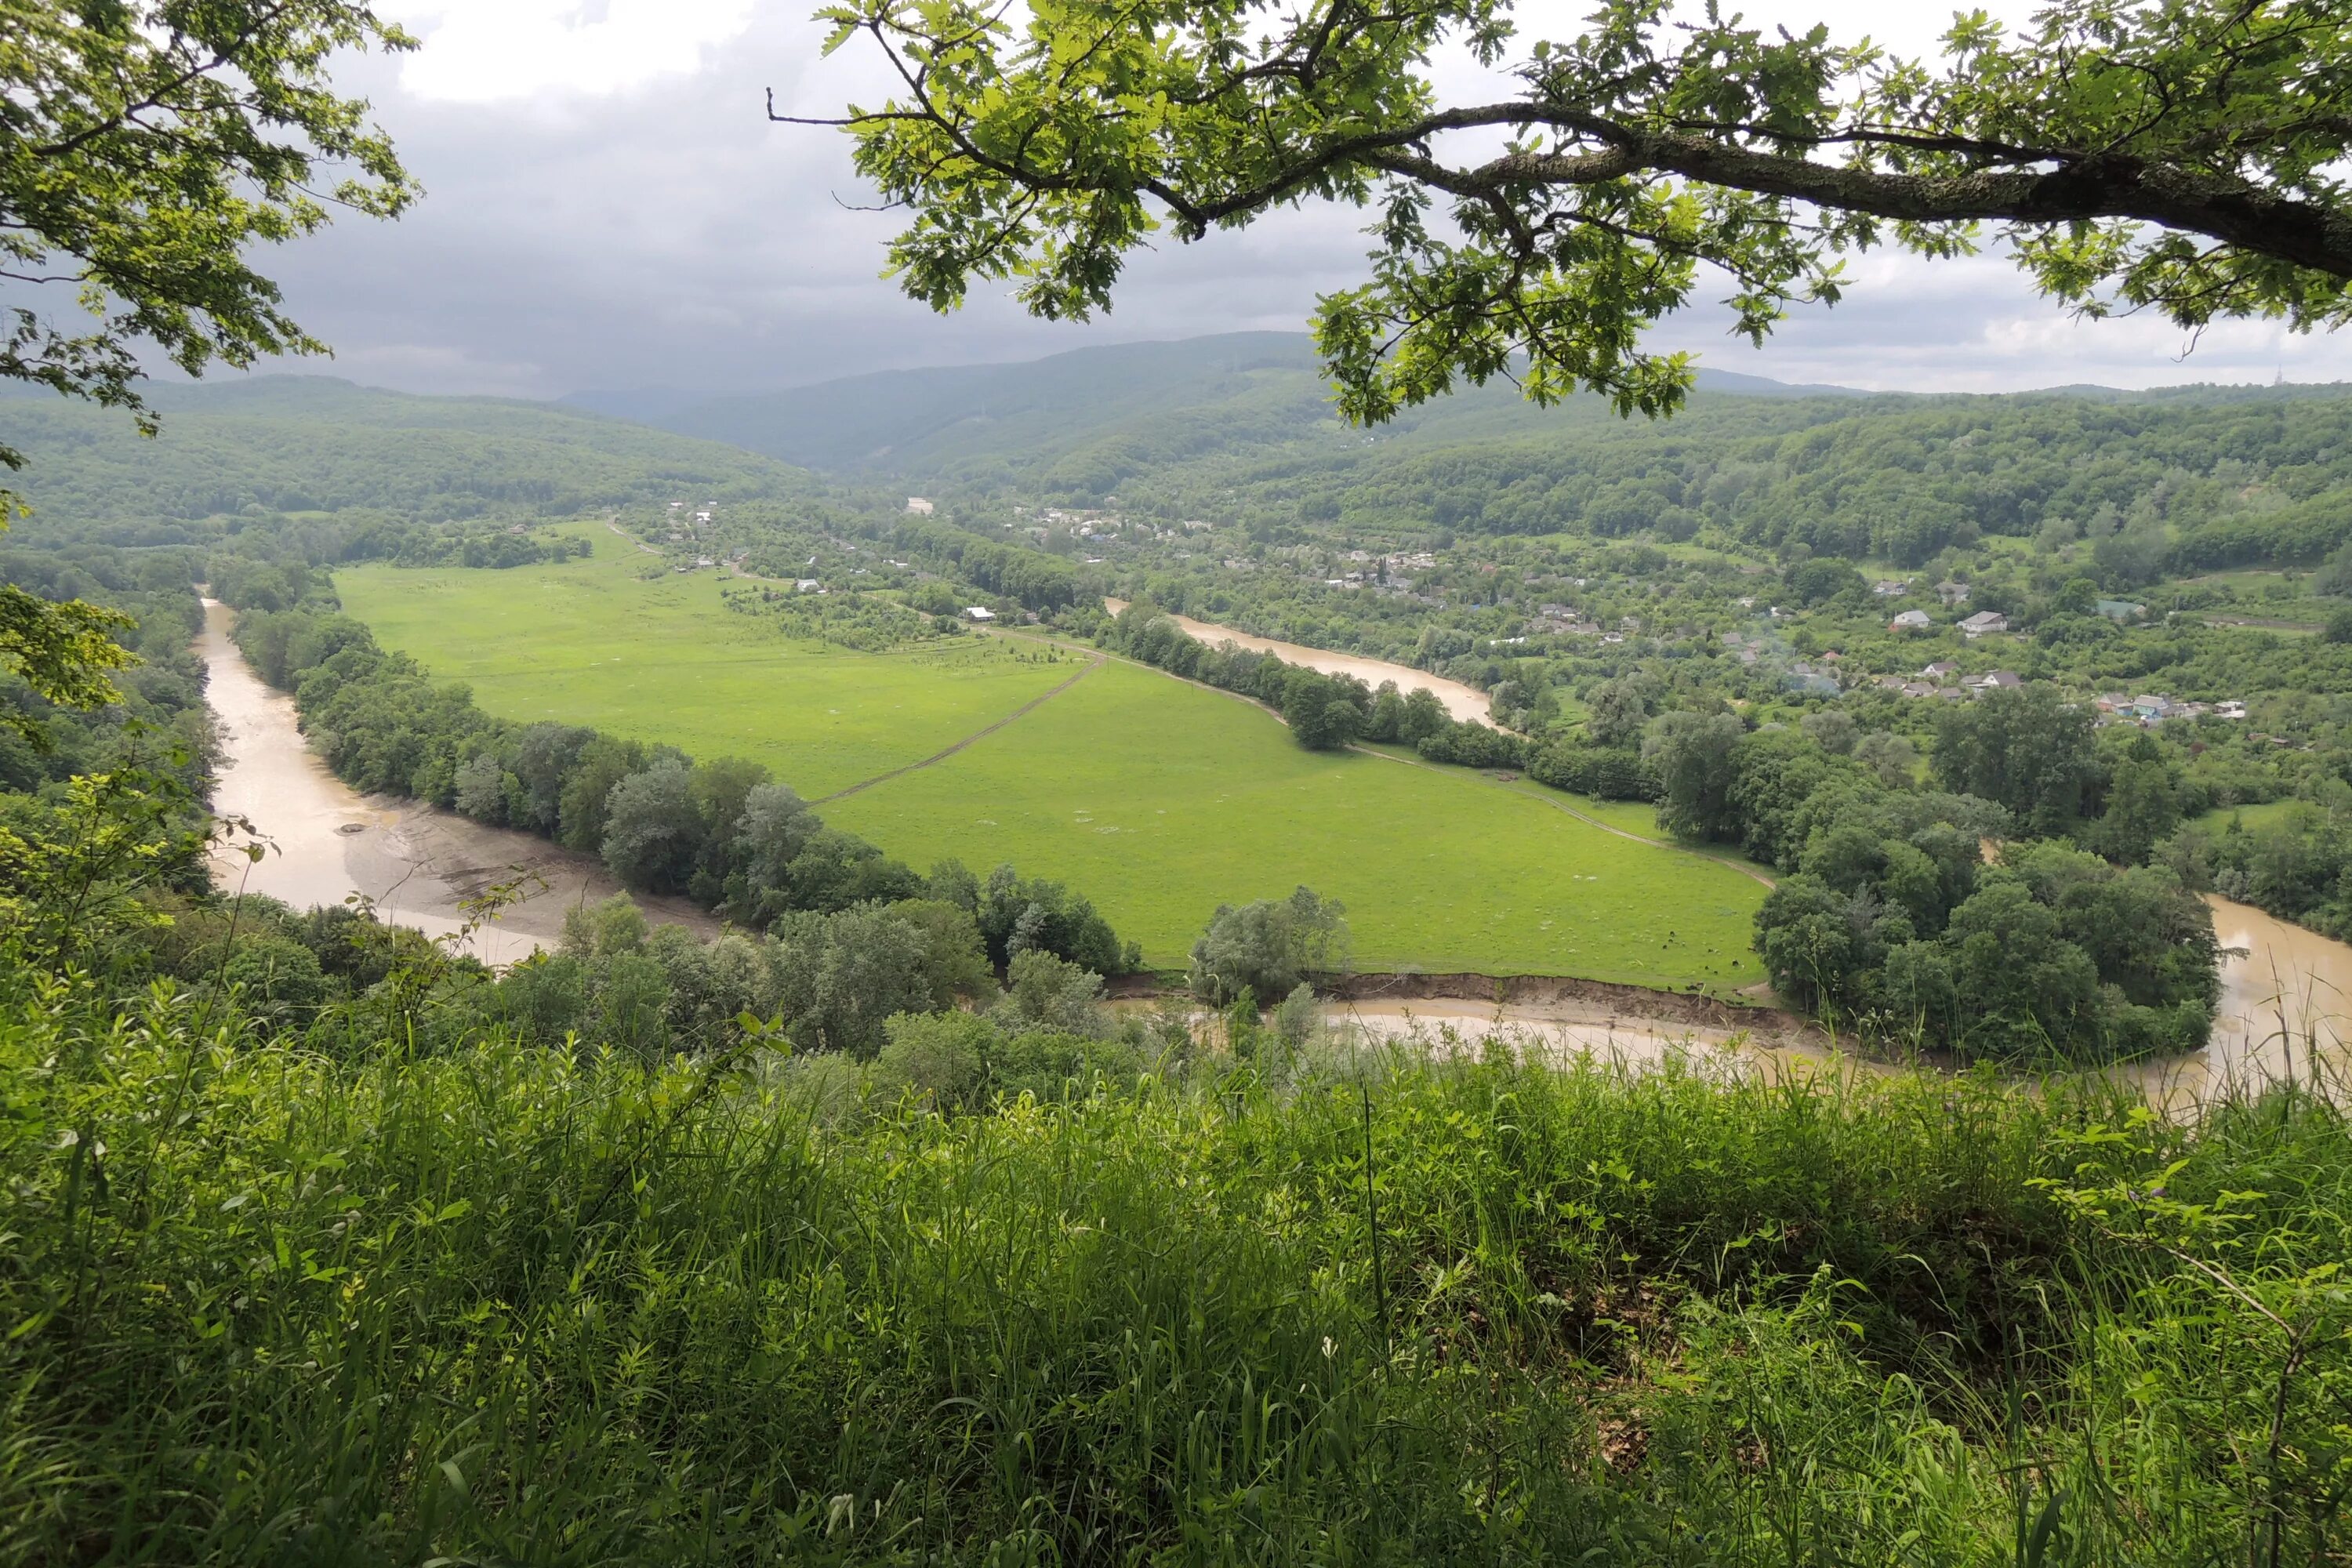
top-left (1189, 885), bottom-right (1350, 1002)
top-left (806, 0), bottom-right (2352, 419)
top-left (6, 955), bottom-right (2350, 1561)
top-left (0, 1), bottom-right (415, 482)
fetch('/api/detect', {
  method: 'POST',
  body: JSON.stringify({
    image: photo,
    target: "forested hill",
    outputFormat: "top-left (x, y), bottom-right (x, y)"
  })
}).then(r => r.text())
top-left (574, 333), bottom-right (2352, 573)
top-left (572, 331), bottom-right (1867, 482)
top-left (0, 376), bottom-right (828, 545)
top-left (1096, 376), bottom-right (2352, 571)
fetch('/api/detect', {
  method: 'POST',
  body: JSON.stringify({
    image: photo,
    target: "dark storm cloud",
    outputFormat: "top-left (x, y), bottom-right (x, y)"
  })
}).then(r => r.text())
top-left (254, 11), bottom-right (1371, 397)
top-left (230, 5), bottom-right (2351, 401)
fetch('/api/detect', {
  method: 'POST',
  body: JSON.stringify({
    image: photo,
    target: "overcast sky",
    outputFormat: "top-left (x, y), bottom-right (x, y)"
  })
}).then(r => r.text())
top-left (219, 1), bottom-right (2352, 400)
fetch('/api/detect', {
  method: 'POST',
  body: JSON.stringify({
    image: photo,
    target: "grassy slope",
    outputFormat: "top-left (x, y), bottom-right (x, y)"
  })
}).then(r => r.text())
top-left (336, 531), bottom-right (1076, 800)
top-left (13, 995), bottom-right (2348, 1565)
top-left (339, 538), bottom-right (1765, 982)
top-left (2191, 798), bottom-right (2305, 831)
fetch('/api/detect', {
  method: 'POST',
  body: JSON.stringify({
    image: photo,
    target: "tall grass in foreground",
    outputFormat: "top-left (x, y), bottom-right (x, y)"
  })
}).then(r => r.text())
top-left (3, 978), bottom-right (2349, 1564)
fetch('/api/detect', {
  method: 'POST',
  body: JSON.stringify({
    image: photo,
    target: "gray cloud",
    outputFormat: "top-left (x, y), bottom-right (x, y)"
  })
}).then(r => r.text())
top-left (227, 5), bottom-right (2352, 401)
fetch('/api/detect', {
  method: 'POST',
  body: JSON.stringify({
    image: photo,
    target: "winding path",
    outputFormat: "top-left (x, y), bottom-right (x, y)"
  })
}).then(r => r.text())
top-left (812, 651), bottom-right (1105, 803)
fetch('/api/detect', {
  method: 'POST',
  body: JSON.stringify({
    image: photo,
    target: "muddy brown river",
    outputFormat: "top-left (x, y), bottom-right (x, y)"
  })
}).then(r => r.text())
top-left (201, 599), bottom-right (2352, 1094)
top-left (1103, 598), bottom-right (1497, 725)
top-left (1326, 898), bottom-right (2352, 1101)
top-left (200, 601), bottom-right (715, 964)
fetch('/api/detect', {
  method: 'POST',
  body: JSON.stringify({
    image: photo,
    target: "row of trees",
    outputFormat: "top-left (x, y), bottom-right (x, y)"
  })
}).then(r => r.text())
top-left (895, 517), bottom-right (1080, 610)
top-left (142, 884), bottom-right (1167, 1095)
top-left (2170, 804), bottom-right (2352, 944)
top-left (1106, 602), bottom-right (1677, 804)
top-left (1105, 603), bottom-right (1458, 752)
top-left (230, 604), bottom-right (1139, 972)
top-left (1613, 695), bottom-right (2221, 1061)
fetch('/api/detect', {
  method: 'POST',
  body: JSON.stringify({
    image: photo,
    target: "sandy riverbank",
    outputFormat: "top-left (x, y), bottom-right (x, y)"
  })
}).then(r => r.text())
top-left (1103, 598), bottom-right (1497, 725)
top-left (200, 601), bottom-right (717, 964)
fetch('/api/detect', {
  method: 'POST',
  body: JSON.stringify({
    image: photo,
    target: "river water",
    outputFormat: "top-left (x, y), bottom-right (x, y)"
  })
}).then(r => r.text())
top-left (201, 600), bottom-right (2352, 1092)
top-left (199, 601), bottom-right (715, 964)
top-left (1323, 898), bottom-right (2352, 1102)
top-left (1103, 598), bottom-right (1497, 725)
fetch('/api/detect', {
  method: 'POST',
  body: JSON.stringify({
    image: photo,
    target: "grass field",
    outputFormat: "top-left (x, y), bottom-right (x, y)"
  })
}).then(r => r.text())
top-left (337, 529), bottom-right (1079, 798)
top-left (826, 659), bottom-right (1762, 981)
top-left (2191, 798), bottom-right (2305, 832)
top-left (338, 537), bottom-right (1767, 983)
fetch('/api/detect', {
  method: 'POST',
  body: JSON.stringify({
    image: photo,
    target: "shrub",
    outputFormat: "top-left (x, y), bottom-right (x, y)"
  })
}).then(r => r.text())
top-left (1189, 886), bottom-right (1349, 1003)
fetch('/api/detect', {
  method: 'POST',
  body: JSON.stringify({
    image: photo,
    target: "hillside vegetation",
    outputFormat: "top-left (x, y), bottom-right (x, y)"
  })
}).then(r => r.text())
top-left (599, 334), bottom-right (2352, 575)
top-left (8, 956), bottom-right (2350, 1564)
top-left (0, 379), bottom-right (832, 543)
top-left (593, 332), bottom-right (1867, 487)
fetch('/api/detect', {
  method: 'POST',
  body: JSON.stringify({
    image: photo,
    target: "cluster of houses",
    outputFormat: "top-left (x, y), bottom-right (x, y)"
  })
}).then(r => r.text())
top-left (1010, 505), bottom-right (1183, 545)
top-left (1847, 664), bottom-right (2249, 724)
top-left (1871, 665), bottom-right (2023, 701)
top-left (2094, 693), bottom-right (2248, 725)
top-left (663, 499), bottom-right (720, 544)
top-left (1323, 548), bottom-right (1439, 594)
top-left (1871, 578), bottom-right (1974, 605)
top-left (1531, 602), bottom-right (1605, 637)
top-left (1889, 600), bottom-right (2147, 637)
top-left (1889, 608), bottom-right (2012, 636)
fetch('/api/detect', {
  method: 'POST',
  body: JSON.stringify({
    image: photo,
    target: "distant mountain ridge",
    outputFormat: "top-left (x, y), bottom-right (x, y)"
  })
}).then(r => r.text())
top-left (0, 375), bottom-right (827, 537)
top-left (557, 333), bottom-right (1882, 477)
top-left (554, 333), bottom-right (2352, 490)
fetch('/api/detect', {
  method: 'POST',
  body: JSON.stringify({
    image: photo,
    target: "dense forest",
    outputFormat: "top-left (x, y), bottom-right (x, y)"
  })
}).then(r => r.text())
top-left (1040, 378), bottom-right (2352, 572)
top-left (0, 378), bottom-right (849, 539)
top-left (604, 332), bottom-right (2352, 576)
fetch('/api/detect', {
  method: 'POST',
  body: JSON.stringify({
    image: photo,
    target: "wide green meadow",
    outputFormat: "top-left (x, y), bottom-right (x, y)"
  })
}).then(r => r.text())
top-left (336, 532), bottom-right (1078, 799)
top-left (339, 538), bottom-right (1766, 982)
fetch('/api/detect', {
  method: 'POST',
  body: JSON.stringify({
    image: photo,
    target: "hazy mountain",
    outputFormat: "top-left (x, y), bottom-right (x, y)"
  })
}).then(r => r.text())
top-left (1, 376), bottom-right (827, 538)
top-left (572, 333), bottom-right (1875, 478)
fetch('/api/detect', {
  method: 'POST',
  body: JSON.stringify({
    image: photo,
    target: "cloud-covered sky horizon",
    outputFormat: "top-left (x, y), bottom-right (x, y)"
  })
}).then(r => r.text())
top-left (187, 2), bottom-right (2352, 401)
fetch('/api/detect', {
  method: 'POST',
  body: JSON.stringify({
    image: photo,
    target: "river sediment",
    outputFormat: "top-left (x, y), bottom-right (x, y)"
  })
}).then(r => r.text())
top-left (1103, 598), bottom-right (1497, 724)
top-left (199, 600), bottom-right (716, 964)
top-left (201, 598), bottom-right (2352, 1093)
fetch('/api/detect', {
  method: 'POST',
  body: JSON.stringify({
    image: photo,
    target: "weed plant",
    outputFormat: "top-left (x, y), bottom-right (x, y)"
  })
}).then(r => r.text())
top-left (3, 974), bottom-right (2349, 1564)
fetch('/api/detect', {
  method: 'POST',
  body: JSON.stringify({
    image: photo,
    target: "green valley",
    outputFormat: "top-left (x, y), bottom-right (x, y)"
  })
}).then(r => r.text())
top-left (335, 529), bottom-right (1078, 800)
top-left (338, 531), bottom-right (1765, 980)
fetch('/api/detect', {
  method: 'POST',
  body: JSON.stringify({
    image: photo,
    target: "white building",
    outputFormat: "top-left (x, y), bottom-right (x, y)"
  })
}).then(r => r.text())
top-left (1958, 611), bottom-right (2009, 637)
top-left (906, 497), bottom-right (936, 515)
top-left (964, 606), bottom-right (996, 622)
top-left (1889, 609), bottom-right (1933, 630)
